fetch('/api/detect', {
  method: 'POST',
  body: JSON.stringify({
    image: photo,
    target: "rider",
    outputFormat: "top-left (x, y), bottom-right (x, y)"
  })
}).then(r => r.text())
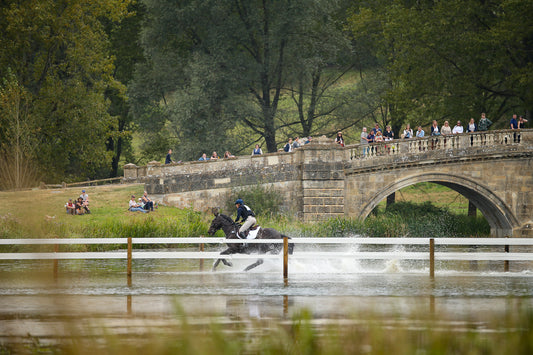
top-left (234, 199), bottom-right (256, 239)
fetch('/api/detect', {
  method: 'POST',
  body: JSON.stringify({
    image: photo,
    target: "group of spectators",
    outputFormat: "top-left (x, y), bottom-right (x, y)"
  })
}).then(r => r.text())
top-left (128, 191), bottom-right (157, 213)
top-left (283, 136), bottom-right (313, 152)
top-left (357, 112), bottom-right (528, 146)
top-left (65, 189), bottom-right (90, 215)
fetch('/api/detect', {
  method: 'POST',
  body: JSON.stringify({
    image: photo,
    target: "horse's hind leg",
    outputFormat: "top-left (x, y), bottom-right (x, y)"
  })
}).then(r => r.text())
top-left (244, 258), bottom-right (263, 272)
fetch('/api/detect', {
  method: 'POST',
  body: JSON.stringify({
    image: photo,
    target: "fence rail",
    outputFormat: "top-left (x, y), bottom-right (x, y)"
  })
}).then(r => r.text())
top-left (2, 237), bottom-right (532, 279)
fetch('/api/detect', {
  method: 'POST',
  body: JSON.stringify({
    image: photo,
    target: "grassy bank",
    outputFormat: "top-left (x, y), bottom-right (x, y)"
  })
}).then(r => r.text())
top-left (0, 183), bottom-right (490, 249)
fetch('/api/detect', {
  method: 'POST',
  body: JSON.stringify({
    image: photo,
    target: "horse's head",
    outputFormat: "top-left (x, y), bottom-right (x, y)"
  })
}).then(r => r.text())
top-left (208, 214), bottom-right (222, 236)
top-left (208, 213), bottom-right (239, 239)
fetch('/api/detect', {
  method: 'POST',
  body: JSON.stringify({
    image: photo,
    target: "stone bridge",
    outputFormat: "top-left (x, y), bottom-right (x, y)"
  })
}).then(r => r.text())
top-left (124, 130), bottom-right (533, 237)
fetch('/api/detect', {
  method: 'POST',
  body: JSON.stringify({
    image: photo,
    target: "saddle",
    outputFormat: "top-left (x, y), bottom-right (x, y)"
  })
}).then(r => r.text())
top-left (241, 225), bottom-right (260, 239)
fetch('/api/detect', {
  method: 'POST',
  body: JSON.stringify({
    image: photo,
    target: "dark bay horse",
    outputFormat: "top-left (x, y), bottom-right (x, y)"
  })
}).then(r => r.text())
top-left (208, 213), bottom-right (294, 271)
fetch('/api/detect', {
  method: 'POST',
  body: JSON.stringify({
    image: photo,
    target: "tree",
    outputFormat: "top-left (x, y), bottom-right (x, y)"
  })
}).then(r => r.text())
top-left (132, 0), bottom-right (361, 157)
top-left (0, 72), bottom-right (40, 189)
top-left (0, 0), bottom-right (131, 183)
top-left (347, 0), bottom-right (533, 125)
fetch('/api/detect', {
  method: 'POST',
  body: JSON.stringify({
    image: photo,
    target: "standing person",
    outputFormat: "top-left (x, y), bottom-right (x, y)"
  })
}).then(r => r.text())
top-left (284, 138), bottom-right (293, 152)
top-left (335, 132), bottom-right (344, 146)
top-left (372, 123), bottom-right (382, 135)
top-left (80, 189), bottom-right (90, 214)
top-left (234, 199), bottom-right (256, 239)
top-left (441, 121), bottom-right (452, 135)
top-left (452, 121), bottom-right (464, 134)
top-left (402, 124), bottom-right (413, 139)
top-left (292, 137), bottom-right (301, 149)
top-left (251, 144), bottom-right (263, 156)
top-left (210, 151), bottom-right (219, 160)
top-left (165, 149), bottom-right (174, 164)
top-left (383, 125), bottom-right (394, 140)
top-left (360, 127), bottom-right (369, 156)
top-left (510, 114), bottom-right (519, 130)
top-left (467, 118), bottom-right (477, 132)
top-left (416, 126), bottom-right (425, 138)
top-left (198, 153), bottom-right (209, 161)
top-left (478, 113), bottom-right (492, 131)
top-left (518, 115), bottom-right (528, 128)
top-left (224, 151), bottom-right (235, 158)
top-left (129, 195), bottom-right (148, 213)
top-left (430, 120), bottom-right (440, 136)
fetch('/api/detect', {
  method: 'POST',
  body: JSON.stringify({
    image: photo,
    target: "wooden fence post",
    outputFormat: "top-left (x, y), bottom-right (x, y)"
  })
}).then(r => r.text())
top-left (283, 237), bottom-right (289, 280)
top-left (429, 238), bottom-right (435, 278)
top-left (53, 242), bottom-right (59, 280)
top-left (199, 235), bottom-right (204, 271)
top-left (127, 237), bottom-right (132, 286)
top-left (504, 236), bottom-right (510, 272)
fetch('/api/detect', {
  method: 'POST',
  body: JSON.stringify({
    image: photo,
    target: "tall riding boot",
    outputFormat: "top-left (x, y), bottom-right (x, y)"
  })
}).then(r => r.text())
top-left (238, 232), bottom-right (246, 239)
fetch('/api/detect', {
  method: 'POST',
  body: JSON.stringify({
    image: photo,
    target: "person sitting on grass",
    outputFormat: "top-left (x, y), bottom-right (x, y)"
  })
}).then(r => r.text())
top-left (65, 199), bottom-right (76, 215)
top-left (141, 191), bottom-right (155, 211)
top-left (75, 197), bottom-right (85, 215)
top-left (79, 189), bottom-right (91, 214)
top-left (129, 195), bottom-right (148, 213)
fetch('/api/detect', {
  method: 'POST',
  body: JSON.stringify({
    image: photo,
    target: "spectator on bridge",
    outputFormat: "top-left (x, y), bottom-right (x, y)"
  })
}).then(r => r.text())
top-left (430, 120), bottom-right (440, 136)
top-left (210, 151), bottom-right (219, 160)
top-left (518, 115), bottom-right (528, 129)
top-left (452, 121), bottom-right (464, 134)
top-left (383, 125), bottom-right (394, 140)
top-left (467, 118), bottom-right (477, 133)
top-left (416, 126), bottom-right (425, 138)
top-left (283, 138), bottom-right (293, 152)
top-left (304, 136), bottom-right (312, 144)
top-left (129, 195), bottom-right (148, 213)
top-left (79, 189), bottom-right (90, 214)
top-left (224, 151), bottom-right (235, 158)
top-left (198, 153), bottom-right (209, 161)
top-left (251, 144), bottom-right (263, 156)
top-left (165, 149), bottom-right (175, 164)
top-left (360, 127), bottom-right (369, 156)
top-left (65, 199), bottom-right (76, 215)
top-left (401, 124), bottom-right (413, 139)
top-left (372, 123), bottom-right (382, 135)
top-left (441, 121), bottom-right (452, 135)
top-left (142, 191), bottom-right (155, 211)
top-left (335, 132), bottom-right (344, 147)
top-left (478, 113), bottom-right (492, 131)
top-left (293, 137), bottom-right (302, 149)
top-left (510, 114), bottom-right (519, 130)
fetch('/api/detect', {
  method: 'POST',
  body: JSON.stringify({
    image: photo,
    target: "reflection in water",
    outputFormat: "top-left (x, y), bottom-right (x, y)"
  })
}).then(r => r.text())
top-left (0, 253), bottom-right (532, 343)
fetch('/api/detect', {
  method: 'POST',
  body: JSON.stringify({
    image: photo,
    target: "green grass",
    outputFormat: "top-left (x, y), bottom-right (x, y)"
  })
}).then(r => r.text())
top-left (2, 307), bottom-right (532, 355)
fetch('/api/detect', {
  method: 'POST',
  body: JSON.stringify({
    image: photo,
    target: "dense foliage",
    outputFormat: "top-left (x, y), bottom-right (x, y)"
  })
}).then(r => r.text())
top-left (1, 0), bottom-right (531, 186)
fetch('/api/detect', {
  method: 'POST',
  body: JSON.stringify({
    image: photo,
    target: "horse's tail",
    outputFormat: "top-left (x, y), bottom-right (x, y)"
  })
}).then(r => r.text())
top-left (282, 234), bottom-right (295, 254)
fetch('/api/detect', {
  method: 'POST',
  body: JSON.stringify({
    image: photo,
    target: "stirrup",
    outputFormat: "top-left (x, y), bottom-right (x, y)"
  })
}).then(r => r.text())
top-left (238, 232), bottom-right (246, 239)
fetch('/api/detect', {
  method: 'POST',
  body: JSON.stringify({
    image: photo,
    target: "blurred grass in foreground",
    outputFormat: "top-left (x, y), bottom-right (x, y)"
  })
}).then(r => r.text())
top-left (1, 307), bottom-right (532, 355)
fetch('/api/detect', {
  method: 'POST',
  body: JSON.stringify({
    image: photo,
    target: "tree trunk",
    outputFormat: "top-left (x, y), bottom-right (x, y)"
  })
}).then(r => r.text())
top-left (468, 201), bottom-right (477, 217)
top-left (386, 192), bottom-right (396, 208)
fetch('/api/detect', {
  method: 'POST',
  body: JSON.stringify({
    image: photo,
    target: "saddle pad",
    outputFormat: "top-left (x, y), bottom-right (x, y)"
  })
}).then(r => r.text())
top-left (247, 227), bottom-right (261, 239)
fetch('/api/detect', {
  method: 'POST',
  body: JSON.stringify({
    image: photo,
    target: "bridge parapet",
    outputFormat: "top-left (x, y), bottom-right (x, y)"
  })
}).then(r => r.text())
top-left (346, 130), bottom-right (532, 170)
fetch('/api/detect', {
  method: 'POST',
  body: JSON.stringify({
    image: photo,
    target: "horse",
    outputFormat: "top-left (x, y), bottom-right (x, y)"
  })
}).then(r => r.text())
top-left (208, 212), bottom-right (294, 271)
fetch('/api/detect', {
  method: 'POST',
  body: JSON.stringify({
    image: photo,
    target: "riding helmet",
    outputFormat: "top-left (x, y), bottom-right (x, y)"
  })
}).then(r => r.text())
top-left (235, 198), bottom-right (243, 205)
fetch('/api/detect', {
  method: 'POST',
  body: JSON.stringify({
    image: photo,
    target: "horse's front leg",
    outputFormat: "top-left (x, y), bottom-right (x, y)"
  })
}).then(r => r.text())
top-left (244, 258), bottom-right (263, 272)
top-left (212, 248), bottom-right (234, 271)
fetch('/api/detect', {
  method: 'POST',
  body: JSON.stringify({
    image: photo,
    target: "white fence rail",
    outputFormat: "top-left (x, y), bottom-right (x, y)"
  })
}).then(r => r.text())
top-left (2, 237), bottom-right (532, 278)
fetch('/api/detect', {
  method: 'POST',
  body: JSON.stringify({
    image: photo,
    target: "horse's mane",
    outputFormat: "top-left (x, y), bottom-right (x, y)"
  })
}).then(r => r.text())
top-left (218, 213), bottom-right (236, 226)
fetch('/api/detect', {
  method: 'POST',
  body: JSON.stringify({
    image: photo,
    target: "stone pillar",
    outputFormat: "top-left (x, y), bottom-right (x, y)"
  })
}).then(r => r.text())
top-left (123, 163), bottom-right (138, 180)
top-left (147, 161), bottom-right (162, 177)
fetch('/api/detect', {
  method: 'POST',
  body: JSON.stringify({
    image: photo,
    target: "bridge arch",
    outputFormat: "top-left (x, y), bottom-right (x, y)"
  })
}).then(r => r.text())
top-left (357, 173), bottom-right (519, 237)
